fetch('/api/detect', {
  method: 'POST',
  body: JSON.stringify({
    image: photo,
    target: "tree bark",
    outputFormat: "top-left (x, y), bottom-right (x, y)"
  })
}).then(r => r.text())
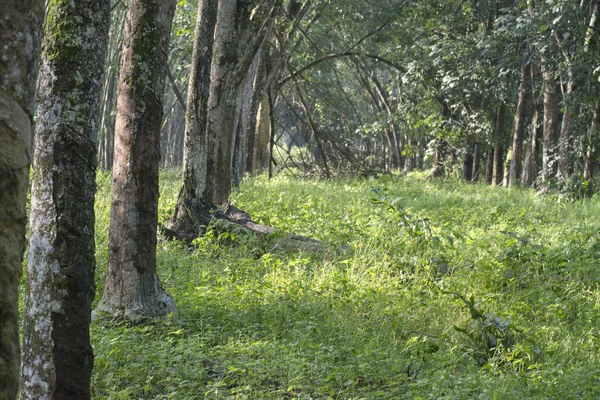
top-left (492, 104), bottom-right (506, 187)
top-left (254, 97), bottom-right (271, 171)
top-left (20, 2), bottom-right (109, 399)
top-left (508, 62), bottom-right (530, 188)
top-left (541, 65), bottom-right (560, 184)
top-left (486, 147), bottom-right (494, 184)
top-left (0, 2), bottom-right (44, 398)
top-left (472, 141), bottom-right (480, 181)
top-left (168, 0), bottom-right (218, 238)
top-left (204, 0), bottom-right (273, 204)
top-left (97, 0), bottom-right (177, 319)
top-left (97, 3), bottom-right (126, 170)
top-left (430, 138), bottom-right (447, 178)
top-left (584, 102), bottom-right (600, 191)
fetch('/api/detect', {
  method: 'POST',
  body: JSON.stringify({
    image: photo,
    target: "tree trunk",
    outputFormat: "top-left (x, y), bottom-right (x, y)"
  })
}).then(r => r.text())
top-left (404, 138), bottom-right (416, 172)
top-left (204, 0), bottom-right (273, 204)
top-left (0, 2), bottom-right (44, 398)
top-left (97, 3), bottom-right (126, 170)
top-left (20, 2), bottom-right (109, 399)
top-left (168, 0), bottom-right (218, 238)
top-left (430, 138), bottom-right (447, 178)
top-left (541, 65), bottom-right (560, 184)
top-left (492, 104), bottom-right (506, 187)
top-left (97, 0), bottom-right (177, 319)
top-left (472, 141), bottom-right (480, 181)
top-left (486, 147), bottom-right (494, 184)
top-left (584, 102), bottom-right (600, 192)
top-left (245, 50), bottom-right (268, 174)
top-left (463, 143), bottom-right (474, 181)
top-left (254, 97), bottom-right (271, 171)
top-left (509, 62), bottom-right (530, 188)
top-left (522, 100), bottom-right (543, 187)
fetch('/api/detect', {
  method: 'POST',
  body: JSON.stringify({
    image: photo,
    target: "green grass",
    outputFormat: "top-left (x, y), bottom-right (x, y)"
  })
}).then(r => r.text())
top-left (90, 170), bottom-right (600, 399)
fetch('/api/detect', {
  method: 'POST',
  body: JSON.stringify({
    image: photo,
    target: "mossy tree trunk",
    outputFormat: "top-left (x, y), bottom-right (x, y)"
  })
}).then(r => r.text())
top-left (0, 2), bottom-right (44, 398)
top-left (97, 0), bottom-right (177, 319)
top-left (20, 1), bottom-right (110, 399)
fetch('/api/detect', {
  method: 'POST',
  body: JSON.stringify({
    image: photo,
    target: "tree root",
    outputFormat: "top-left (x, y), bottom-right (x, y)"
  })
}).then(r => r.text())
top-left (163, 198), bottom-right (322, 253)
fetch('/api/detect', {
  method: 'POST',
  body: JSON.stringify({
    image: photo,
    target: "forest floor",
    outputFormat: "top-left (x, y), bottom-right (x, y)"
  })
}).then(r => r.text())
top-left (87, 170), bottom-right (600, 399)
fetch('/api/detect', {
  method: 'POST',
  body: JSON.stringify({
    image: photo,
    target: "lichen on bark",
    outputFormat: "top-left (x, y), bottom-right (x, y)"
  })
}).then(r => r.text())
top-left (20, 1), bottom-right (110, 399)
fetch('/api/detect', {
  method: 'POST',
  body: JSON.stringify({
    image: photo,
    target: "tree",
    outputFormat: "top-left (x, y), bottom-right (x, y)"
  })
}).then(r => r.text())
top-left (0, 2), bottom-right (44, 398)
top-left (97, 0), bottom-right (177, 319)
top-left (168, 0), bottom-right (277, 239)
top-left (169, 0), bottom-right (218, 240)
top-left (508, 61), bottom-right (530, 188)
top-left (204, 0), bottom-right (275, 204)
top-left (20, 2), bottom-right (110, 398)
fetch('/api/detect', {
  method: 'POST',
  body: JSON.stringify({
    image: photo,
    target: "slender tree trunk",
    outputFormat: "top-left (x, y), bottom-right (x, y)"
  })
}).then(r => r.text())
top-left (486, 147), bottom-right (494, 184)
top-left (492, 104), bottom-right (506, 187)
top-left (20, 2), bottom-right (110, 399)
top-left (97, 4), bottom-right (126, 170)
top-left (417, 140), bottom-right (425, 169)
top-left (168, 0), bottom-right (218, 237)
top-left (430, 138), bottom-right (447, 178)
top-left (268, 87), bottom-right (278, 178)
top-left (509, 62), bottom-right (530, 188)
top-left (463, 142), bottom-right (474, 181)
top-left (541, 65), bottom-right (560, 184)
top-left (0, 2), bottom-right (44, 398)
top-left (472, 141), bottom-right (480, 181)
top-left (97, 0), bottom-right (177, 319)
top-left (404, 138), bottom-right (416, 172)
top-left (522, 100), bottom-right (543, 187)
top-left (245, 50), bottom-right (267, 174)
top-left (205, 0), bottom-right (271, 204)
top-left (584, 102), bottom-right (600, 192)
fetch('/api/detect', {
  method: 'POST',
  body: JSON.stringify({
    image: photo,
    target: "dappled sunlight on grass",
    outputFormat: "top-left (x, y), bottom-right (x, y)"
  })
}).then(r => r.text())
top-left (91, 171), bottom-right (600, 399)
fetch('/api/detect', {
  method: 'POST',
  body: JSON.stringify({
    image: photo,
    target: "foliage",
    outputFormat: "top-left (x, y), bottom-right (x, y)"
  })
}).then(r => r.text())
top-left (86, 170), bottom-right (600, 399)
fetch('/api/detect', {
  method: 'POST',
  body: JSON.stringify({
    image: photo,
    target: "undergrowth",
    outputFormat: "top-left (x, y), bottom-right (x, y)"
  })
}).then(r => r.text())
top-left (89, 170), bottom-right (600, 399)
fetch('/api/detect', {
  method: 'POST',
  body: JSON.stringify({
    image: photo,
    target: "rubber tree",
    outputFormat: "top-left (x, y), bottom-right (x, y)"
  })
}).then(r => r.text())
top-left (20, 1), bottom-right (110, 399)
top-left (169, 0), bottom-right (218, 239)
top-left (0, 1), bottom-right (44, 398)
top-left (97, 0), bottom-right (177, 319)
top-left (169, 0), bottom-right (275, 239)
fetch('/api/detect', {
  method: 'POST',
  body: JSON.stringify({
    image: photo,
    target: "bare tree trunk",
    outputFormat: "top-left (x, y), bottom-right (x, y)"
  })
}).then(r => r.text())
top-left (584, 102), bottom-right (600, 191)
top-left (244, 50), bottom-right (267, 174)
top-left (404, 138), bottom-right (416, 172)
top-left (97, 0), bottom-right (177, 319)
top-left (0, 2), bottom-right (44, 398)
top-left (472, 141), bottom-right (480, 181)
top-left (204, 0), bottom-right (273, 204)
top-left (463, 142), bottom-right (474, 181)
top-left (486, 147), bottom-right (494, 184)
top-left (97, 3), bottom-right (126, 170)
top-left (254, 97), bottom-right (271, 171)
top-left (168, 0), bottom-right (218, 238)
top-left (541, 65), bottom-right (560, 184)
top-left (509, 62), bottom-right (530, 188)
top-left (20, 2), bottom-right (109, 399)
top-left (430, 138), bottom-right (447, 178)
top-left (492, 104), bottom-right (506, 187)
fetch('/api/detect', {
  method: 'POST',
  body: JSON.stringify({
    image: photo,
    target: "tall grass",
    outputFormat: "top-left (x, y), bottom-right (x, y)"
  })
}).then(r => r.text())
top-left (91, 170), bottom-right (600, 399)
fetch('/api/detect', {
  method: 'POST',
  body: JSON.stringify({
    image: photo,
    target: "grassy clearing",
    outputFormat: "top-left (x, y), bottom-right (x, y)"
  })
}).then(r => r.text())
top-left (91, 170), bottom-right (600, 399)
